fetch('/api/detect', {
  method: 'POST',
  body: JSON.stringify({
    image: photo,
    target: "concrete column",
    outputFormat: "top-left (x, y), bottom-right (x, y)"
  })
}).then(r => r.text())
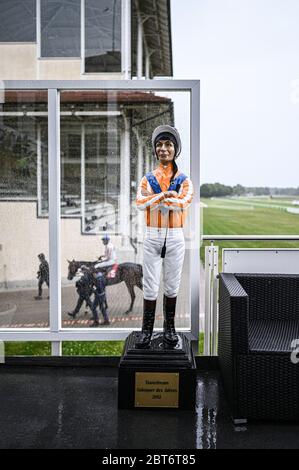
top-left (81, 123), bottom-right (85, 231)
top-left (137, 16), bottom-right (143, 79)
top-left (145, 147), bottom-right (152, 173)
top-left (137, 138), bottom-right (143, 188)
top-left (107, 92), bottom-right (118, 222)
top-left (120, 115), bottom-right (131, 247)
top-left (121, 0), bottom-right (132, 79)
top-left (136, 136), bottom-right (144, 241)
top-left (145, 53), bottom-right (150, 79)
top-left (37, 124), bottom-right (42, 216)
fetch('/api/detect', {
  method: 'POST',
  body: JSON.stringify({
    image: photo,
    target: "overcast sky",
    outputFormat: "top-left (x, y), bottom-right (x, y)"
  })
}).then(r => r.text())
top-left (171, 0), bottom-right (299, 187)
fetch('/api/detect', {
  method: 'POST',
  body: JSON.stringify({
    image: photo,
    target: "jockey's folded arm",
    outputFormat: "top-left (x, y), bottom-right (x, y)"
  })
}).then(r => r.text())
top-left (136, 176), bottom-right (165, 211)
top-left (136, 176), bottom-right (193, 212)
top-left (156, 178), bottom-right (193, 211)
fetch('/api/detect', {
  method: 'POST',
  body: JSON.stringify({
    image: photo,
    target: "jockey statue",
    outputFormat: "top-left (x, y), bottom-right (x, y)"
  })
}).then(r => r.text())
top-left (135, 125), bottom-right (194, 349)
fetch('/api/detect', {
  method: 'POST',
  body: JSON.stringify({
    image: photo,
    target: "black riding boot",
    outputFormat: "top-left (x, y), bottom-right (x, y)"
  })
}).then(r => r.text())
top-left (135, 299), bottom-right (156, 349)
top-left (163, 295), bottom-right (179, 347)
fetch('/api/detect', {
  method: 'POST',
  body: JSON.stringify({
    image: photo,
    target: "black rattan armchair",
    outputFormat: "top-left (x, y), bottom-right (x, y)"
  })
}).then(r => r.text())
top-left (218, 273), bottom-right (299, 423)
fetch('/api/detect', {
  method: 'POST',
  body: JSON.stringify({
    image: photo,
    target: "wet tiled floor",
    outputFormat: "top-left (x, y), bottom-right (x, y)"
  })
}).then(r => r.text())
top-left (1, 366), bottom-right (299, 449)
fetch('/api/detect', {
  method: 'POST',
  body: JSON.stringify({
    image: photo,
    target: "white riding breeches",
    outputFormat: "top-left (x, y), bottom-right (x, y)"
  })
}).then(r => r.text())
top-left (94, 259), bottom-right (115, 269)
top-left (142, 228), bottom-right (185, 300)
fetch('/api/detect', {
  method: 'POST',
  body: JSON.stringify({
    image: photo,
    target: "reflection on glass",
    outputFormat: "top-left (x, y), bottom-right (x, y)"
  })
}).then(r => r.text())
top-left (0, 90), bottom-right (49, 328)
top-left (0, 0), bottom-right (36, 42)
top-left (84, 123), bottom-right (120, 233)
top-left (85, 0), bottom-right (121, 73)
top-left (60, 90), bottom-right (191, 331)
top-left (41, 0), bottom-right (81, 57)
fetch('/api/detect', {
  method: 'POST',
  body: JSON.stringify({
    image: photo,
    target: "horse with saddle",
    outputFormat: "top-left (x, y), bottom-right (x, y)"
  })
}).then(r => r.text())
top-left (67, 259), bottom-right (143, 317)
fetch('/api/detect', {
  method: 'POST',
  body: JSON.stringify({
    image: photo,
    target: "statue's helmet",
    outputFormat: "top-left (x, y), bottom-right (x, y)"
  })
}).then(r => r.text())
top-left (151, 125), bottom-right (182, 159)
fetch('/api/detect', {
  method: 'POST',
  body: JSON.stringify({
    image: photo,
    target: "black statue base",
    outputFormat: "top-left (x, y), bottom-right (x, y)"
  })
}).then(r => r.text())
top-left (118, 332), bottom-right (196, 410)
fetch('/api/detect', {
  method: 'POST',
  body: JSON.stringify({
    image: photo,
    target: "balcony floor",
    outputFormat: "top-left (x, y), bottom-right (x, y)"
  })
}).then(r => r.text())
top-left (1, 366), bottom-right (299, 449)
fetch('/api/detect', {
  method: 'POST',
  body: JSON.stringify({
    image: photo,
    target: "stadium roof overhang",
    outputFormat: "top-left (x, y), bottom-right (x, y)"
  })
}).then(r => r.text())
top-left (132, 0), bottom-right (173, 77)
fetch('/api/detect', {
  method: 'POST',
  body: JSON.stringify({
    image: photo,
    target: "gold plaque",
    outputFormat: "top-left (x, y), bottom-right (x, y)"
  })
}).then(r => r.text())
top-left (135, 372), bottom-right (179, 408)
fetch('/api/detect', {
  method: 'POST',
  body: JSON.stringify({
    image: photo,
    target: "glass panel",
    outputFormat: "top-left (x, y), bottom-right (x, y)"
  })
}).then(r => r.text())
top-left (0, 0), bottom-right (36, 42)
top-left (85, 0), bottom-right (121, 73)
top-left (41, 0), bottom-right (81, 57)
top-left (0, 90), bottom-right (49, 328)
top-left (60, 90), bottom-right (191, 331)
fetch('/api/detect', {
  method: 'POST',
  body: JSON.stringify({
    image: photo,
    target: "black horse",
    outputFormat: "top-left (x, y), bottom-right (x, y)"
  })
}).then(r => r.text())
top-left (67, 259), bottom-right (143, 314)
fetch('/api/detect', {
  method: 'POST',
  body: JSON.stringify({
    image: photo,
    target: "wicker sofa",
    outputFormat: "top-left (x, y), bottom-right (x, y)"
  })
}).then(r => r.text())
top-left (218, 273), bottom-right (299, 423)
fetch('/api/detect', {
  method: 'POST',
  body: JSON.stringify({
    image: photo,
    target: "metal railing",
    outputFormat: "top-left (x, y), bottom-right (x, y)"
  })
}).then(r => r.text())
top-left (201, 235), bottom-right (299, 356)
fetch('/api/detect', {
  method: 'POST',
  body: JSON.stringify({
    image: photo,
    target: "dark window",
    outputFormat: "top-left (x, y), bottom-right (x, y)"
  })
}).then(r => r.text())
top-left (41, 0), bottom-right (81, 57)
top-left (85, 0), bottom-right (121, 73)
top-left (0, 0), bottom-right (36, 42)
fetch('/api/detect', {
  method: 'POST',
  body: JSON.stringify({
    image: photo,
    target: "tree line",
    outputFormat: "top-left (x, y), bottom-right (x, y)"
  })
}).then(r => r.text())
top-left (200, 183), bottom-right (299, 198)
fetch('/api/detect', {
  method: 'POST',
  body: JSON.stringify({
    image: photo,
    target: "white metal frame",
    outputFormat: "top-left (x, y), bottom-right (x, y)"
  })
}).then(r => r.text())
top-left (0, 80), bottom-right (200, 351)
top-left (204, 245), bottom-right (218, 356)
top-left (36, 0), bottom-right (41, 60)
top-left (80, 0), bottom-right (85, 75)
top-left (223, 248), bottom-right (299, 274)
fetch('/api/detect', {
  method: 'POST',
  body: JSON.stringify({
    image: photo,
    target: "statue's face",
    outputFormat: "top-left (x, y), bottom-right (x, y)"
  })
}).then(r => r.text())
top-left (156, 140), bottom-right (175, 164)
